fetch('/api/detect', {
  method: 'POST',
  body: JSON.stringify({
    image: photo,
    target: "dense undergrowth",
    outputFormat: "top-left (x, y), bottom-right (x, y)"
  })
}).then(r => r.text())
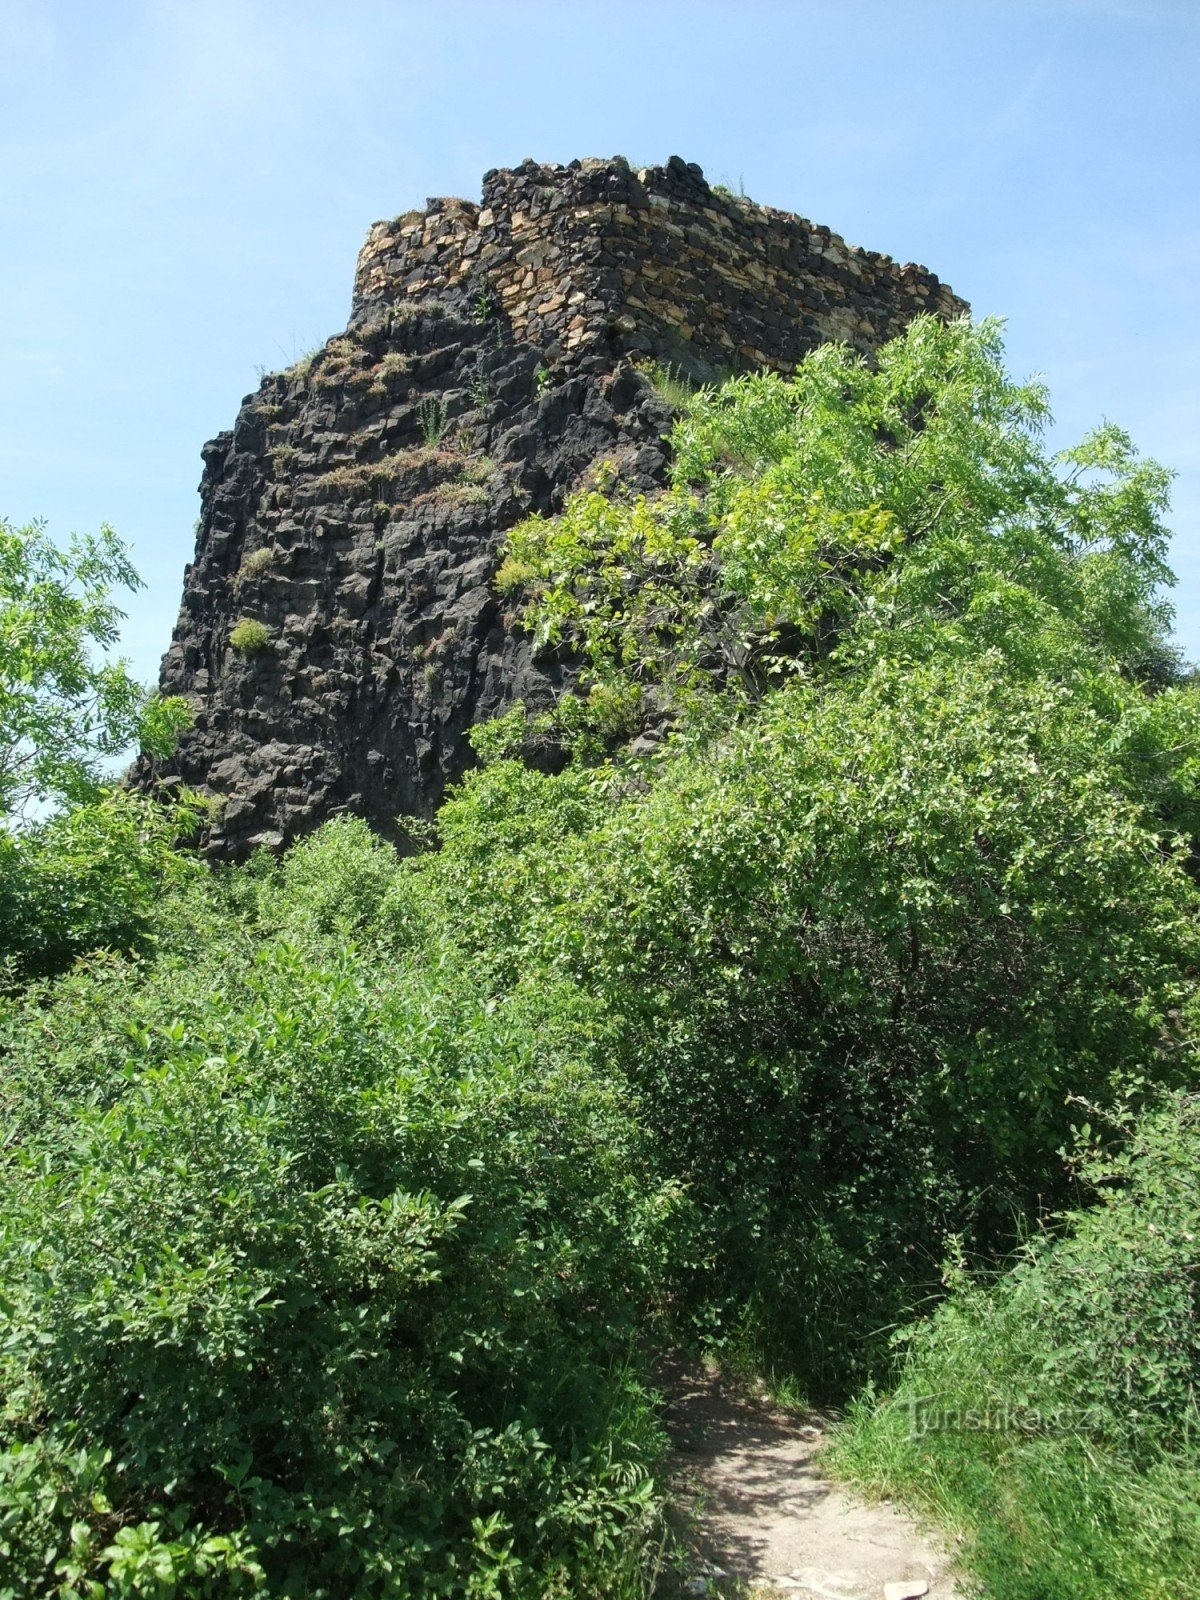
top-left (831, 1095), bottom-right (1200, 1600)
top-left (2, 317), bottom-right (1199, 1595)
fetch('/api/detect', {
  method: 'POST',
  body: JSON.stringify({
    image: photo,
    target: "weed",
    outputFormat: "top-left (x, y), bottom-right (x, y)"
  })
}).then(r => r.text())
top-left (409, 456), bottom-right (494, 511)
top-left (366, 352), bottom-right (413, 402)
top-left (427, 482), bottom-right (489, 510)
top-left (237, 547), bottom-right (274, 582)
top-left (456, 456), bottom-right (495, 486)
top-left (639, 361), bottom-right (697, 409)
top-left (418, 395), bottom-right (448, 447)
top-left (282, 347), bottom-right (319, 381)
top-left (712, 173), bottom-right (750, 202)
top-left (376, 351), bottom-right (411, 382)
top-left (468, 366), bottom-right (494, 408)
top-left (312, 337), bottom-right (366, 389)
top-left (494, 556), bottom-right (537, 595)
top-left (317, 446), bottom-right (455, 493)
top-left (228, 618), bottom-right (271, 654)
top-left (322, 337), bottom-right (358, 365)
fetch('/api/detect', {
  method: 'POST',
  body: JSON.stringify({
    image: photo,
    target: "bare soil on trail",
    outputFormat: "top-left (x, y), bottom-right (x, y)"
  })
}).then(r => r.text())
top-left (661, 1361), bottom-right (963, 1600)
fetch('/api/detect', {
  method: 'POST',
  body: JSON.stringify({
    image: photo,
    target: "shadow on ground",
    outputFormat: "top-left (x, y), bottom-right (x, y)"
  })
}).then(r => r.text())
top-left (657, 1358), bottom-right (960, 1600)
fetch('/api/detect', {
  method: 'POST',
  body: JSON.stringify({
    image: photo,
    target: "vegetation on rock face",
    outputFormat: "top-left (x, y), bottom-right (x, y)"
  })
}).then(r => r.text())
top-left (237, 547), bottom-right (275, 582)
top-left (504, 316), bottom-right (1177, 713)
top-left (228, 617), bottom-right (272, 655)
top-left (2, 318), bottom-right (1199, 1595)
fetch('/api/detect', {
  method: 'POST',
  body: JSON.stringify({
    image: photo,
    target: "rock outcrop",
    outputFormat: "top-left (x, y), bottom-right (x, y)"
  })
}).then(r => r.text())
top-left (145, 156), bottom-right (966, 857)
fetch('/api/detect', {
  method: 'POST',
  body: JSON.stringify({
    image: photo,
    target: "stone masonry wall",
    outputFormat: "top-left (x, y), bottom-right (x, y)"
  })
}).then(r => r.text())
top-left (144, 157), bottom-right (966, 859)
top-left (352, 155), bottom-right (965, 379)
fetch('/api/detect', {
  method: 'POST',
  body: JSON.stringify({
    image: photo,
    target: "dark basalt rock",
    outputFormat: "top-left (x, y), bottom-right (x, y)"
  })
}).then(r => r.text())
top-left (140, 156), bottom-right (966, 859)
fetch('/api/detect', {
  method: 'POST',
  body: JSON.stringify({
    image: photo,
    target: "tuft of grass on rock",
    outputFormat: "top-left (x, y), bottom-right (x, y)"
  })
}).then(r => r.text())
top-left (229, 618), bottom-right (271, 655)
top-left (237, 547), bottom-right (274, 582)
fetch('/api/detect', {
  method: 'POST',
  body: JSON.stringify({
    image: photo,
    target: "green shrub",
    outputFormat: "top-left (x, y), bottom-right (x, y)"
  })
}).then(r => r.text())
top-left (0, 925), bottom-right (678, 1596)
top-left (0, 1436), bottom-right (266, 1598)
top-left (831, 1096), bottom-right (1200, 1598)
top-left (493, 555), bottom-right (537, 594)
top-left (428, 314), bottom-right (1197, 1390)
top-left (228, 618), bottom-right (271, 654)
top-left (253, 815), bottom-right (404, 952)
top-left (0, 790), bottom-right (204, 983)
top-left (506, 316), bottom-right (1174, 714)
top-left (411, 653), bottom-right (1199, 1389)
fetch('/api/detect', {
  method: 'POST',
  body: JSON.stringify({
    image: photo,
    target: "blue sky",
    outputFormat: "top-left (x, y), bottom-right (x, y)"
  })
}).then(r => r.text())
top-left (2, 0), bottom-right (1198, 683)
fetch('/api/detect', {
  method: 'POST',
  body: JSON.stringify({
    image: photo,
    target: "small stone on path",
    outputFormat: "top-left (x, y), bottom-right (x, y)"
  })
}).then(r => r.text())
top-left (884, 1584), bottom-right (929, 1600)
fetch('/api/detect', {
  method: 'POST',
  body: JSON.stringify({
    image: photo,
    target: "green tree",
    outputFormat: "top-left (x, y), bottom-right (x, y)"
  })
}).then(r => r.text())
top-left (0, 517), bottom-right (189, 816)
top-left (501, 317), bottom-right (1179, 723)
top-left (0, 517), bottom-right (195, 979)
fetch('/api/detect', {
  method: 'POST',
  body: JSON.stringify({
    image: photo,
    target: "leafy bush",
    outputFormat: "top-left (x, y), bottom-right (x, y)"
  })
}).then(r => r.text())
top-left (0, 789), bottom-right (204, 983)
top-left (442, 315), bottom-right (1198, 1386)
top-left (0, 1437), bottom-right (266, 1598)
top-left (504, 316), bottom-right (1174, 715)
top-left (410, 651), bottom-right (1198, 1388)
top-left (0, 829), bottom-right (679, 1597)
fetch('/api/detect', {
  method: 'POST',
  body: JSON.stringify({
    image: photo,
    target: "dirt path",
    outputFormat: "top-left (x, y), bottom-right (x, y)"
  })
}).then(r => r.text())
top-left (662, 1361), bottom-right (961, 1600)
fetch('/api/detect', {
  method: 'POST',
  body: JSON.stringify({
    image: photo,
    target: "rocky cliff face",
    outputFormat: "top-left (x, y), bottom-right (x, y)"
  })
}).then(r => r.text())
top-left (145, 156), bottom-right (966, 858)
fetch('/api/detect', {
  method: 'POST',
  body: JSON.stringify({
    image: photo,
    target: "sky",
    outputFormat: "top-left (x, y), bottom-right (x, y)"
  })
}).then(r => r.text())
top-left (1, 0), bottom-right (1198, 685)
